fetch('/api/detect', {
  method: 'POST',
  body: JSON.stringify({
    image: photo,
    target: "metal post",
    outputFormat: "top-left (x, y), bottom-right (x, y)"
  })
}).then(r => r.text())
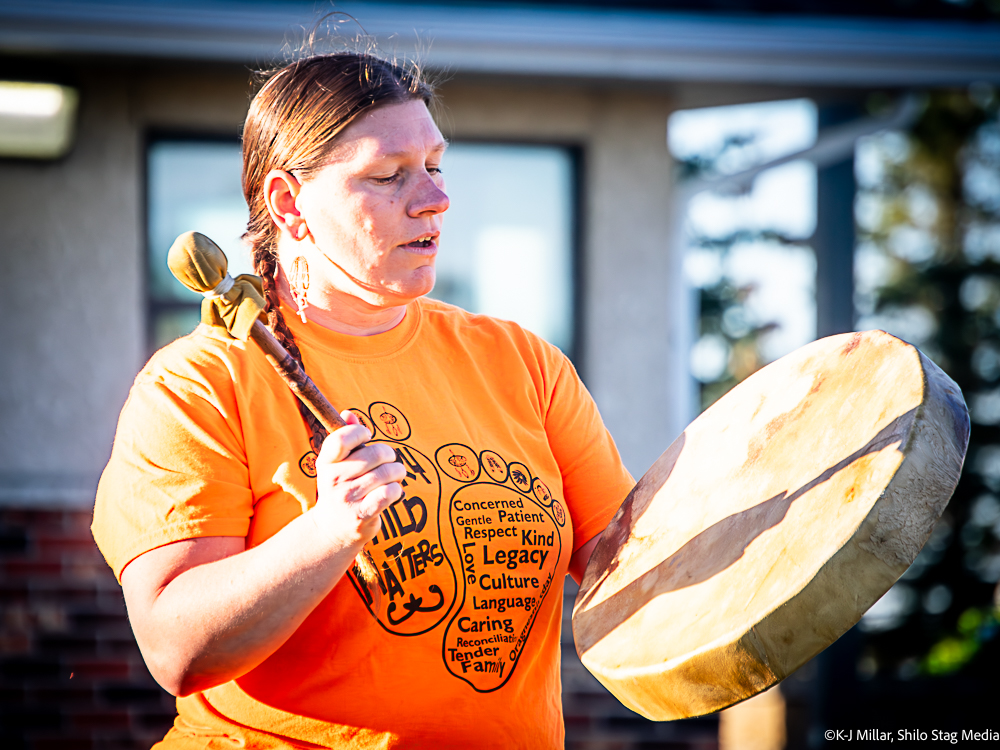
top-left (814, 104), bottom-right (861, 338)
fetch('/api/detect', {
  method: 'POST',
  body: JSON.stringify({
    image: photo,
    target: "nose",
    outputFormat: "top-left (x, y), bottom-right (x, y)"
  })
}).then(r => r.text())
top-left (408, 172), bottom-right (449, 217)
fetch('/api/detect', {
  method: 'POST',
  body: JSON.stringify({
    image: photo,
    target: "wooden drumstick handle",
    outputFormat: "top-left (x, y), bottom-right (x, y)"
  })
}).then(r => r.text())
top-left (247, 319), bottom-right (347, 433)
top-left (249, 321), bottom-right (383, 602)
top-left (247, 320), bottom-right (384, 602)
top-left (166, 231), bottom-right (347, 432)
top-left (166, 232), bottom-right (382, 603)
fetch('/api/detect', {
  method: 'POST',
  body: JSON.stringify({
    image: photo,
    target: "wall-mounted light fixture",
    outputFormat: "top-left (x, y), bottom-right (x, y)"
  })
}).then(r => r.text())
top-left (0, 81), bottom-right (79, 159)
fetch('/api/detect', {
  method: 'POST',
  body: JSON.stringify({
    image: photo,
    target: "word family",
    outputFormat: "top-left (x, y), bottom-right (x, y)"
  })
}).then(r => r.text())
top-left (447, 644), bottom-right (507, 677)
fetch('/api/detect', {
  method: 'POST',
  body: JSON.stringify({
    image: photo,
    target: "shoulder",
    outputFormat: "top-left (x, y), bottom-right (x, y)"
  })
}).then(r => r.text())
top-left (414, 298), bottom-right (575, 411)
top-left (415, 297), bottom-right (564, 367)
top-left (133, 325), bottom-right (257, 404)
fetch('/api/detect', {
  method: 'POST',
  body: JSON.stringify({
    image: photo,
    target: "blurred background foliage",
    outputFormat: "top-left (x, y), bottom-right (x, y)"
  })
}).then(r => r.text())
top-left (692, 230), bottom-right (784, 410)
top-left (852, 87), bottom-right (1000, 682)
top-left (678, 84), bottom-right (1000, 696)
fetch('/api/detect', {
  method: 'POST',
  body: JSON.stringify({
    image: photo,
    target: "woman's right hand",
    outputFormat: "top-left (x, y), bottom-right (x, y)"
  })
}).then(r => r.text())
top-left (120, 410), bottom-right (405, 697)
top-left (310, 410), bottom-right (406, 549)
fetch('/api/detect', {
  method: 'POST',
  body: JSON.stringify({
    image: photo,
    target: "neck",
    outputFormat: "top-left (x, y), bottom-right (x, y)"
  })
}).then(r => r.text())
top-left (275, 269), bottom-right (407, 336)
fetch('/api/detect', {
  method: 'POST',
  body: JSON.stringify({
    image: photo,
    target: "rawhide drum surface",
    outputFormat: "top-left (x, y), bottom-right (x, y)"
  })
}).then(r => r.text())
top-left (572, 331), bottom-right (969, 721)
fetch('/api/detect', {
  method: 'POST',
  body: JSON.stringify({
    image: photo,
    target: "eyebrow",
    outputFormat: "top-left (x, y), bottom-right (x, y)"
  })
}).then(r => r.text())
top-left (377, 140), bottom-right (449, 160)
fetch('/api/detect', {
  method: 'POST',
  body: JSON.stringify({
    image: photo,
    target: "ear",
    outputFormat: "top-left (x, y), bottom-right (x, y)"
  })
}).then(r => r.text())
top-left (263, 169), bottom-right (308, 241)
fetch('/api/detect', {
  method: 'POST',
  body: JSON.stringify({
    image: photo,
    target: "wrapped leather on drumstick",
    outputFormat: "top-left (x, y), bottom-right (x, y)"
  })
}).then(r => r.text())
top-left (166, 230), bottom-right (382, 601)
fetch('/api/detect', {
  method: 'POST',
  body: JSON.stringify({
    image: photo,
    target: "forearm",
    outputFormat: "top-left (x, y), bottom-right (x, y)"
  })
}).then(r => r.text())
top-left (122, 413), bottom-right (402, 697)
top-left (123, 510), bottom-right (365, 696)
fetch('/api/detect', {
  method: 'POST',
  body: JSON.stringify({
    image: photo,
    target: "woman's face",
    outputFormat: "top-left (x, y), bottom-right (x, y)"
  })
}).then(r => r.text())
top-left (288, 99), bottom-right (449, 307)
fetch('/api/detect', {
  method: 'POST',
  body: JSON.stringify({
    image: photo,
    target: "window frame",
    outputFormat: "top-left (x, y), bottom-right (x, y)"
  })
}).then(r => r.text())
top-left (442, 137), bottom-right (584, 366)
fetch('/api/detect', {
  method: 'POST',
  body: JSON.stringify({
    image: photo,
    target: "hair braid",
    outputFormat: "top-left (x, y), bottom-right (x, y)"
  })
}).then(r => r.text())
top-left (241, 53), bottom-right (431, 459)
top-left (239, 52), bottom-right (430, 602)
top-left (255, 243), bottom-right (384, 600)
top-left (253, 243), bottom-right (328, 455)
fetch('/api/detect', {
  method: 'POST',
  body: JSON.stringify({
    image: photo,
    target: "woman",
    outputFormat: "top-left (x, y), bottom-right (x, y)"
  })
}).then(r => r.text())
top-left (93, 52), bottom-right (634, 748)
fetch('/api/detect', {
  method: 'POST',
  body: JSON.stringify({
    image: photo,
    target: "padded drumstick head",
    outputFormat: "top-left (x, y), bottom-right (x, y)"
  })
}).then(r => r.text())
top-left (166, 231), bottom-right (265, 342)
top-left (167, 231), bottom-right (230, 294)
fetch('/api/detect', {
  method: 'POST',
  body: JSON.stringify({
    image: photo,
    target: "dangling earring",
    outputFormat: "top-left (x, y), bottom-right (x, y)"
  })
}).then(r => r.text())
top-left (289, 255), bottom-right (310, 323)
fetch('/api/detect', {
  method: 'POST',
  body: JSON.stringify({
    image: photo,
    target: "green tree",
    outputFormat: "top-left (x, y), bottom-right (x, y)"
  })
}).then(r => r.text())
top-left (678, 133), bottom-right (810, 411)
top-left (852, 87), bottom-right (1000, 679)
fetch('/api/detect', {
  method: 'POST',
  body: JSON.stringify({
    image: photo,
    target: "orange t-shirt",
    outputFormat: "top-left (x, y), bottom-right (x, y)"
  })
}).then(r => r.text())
top-left (93, 297), bottom-right (634, 749)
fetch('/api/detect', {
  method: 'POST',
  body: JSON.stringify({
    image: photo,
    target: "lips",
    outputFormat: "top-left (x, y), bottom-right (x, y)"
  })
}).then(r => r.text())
top-left (400, 233), bottom-right (439, 254)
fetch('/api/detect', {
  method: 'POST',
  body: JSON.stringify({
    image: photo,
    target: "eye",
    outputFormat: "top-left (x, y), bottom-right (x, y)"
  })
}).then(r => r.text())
top-left (427, 166), bottom-right (443, 175)
top-left (372, 173), bottom-right (399, 185)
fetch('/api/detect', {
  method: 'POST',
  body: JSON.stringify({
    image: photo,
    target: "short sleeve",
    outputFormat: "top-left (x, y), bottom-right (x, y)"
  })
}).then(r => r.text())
top-left (542, 351), bottom-right (635, 554)
top-left (92, 351), bottom-right (254, 581)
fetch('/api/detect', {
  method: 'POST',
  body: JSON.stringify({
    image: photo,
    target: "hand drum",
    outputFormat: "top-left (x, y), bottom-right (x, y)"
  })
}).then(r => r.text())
top-left (572, 331), bottom-right (969, 721)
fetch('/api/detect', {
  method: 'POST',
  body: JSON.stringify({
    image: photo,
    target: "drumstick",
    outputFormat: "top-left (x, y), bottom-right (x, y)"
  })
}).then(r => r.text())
top-left (168, 232), bottom-right (348, 433)
top-left (245, 321), bottom-right (348, 431)
top-left (166, 232), bottom-right (382, 599)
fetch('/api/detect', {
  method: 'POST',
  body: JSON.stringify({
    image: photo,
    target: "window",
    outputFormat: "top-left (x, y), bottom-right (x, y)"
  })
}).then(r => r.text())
top-left (431, 143), bottom-right (576, 354)
top-left (668, 99), bottom-right (818, 409)
top-left (146, 138), bottom-right (251, 351)
top-left (146, 139), bottom-right (577, 355)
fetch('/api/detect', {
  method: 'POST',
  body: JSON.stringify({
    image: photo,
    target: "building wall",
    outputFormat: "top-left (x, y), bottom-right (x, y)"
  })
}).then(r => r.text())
top-left (0, 506), bottom-right (177, 748)
top-left (0, 67), bottom-right (142, 503)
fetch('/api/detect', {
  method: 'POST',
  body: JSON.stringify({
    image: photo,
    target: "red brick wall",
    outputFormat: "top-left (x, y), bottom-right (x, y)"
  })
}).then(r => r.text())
top-left (0, 508), bottom-right (175, 749)
top-left (0, 508), bottom-right (718, 749)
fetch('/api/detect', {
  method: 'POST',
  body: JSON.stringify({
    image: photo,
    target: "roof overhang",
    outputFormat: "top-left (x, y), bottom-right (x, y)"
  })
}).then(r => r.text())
top-left (1, 0), bottom-right (999, 87)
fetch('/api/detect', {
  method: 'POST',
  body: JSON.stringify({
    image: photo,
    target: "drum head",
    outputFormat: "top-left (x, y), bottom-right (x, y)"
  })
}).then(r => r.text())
top-left (573, 331), bottom-right (969, 721)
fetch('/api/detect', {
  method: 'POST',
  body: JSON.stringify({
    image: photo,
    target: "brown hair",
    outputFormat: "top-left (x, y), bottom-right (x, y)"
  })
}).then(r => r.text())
top-left (242, 53), bottom-right (433, 451)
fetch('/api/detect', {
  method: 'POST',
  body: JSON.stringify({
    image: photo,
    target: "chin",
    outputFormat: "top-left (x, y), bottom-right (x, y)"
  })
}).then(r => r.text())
top-left (368, 274), bottom-right (435, 308)
top-left (401, 269), bottom-right (436, 300)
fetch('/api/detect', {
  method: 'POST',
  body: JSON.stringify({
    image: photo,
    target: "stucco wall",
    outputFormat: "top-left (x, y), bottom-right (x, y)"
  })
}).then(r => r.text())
top-left (0, 65), bottom-right (688, 505)
top-left (0, 68), bottom-right (141, 504)
top-left (0, 64), bottom-right (251, 506)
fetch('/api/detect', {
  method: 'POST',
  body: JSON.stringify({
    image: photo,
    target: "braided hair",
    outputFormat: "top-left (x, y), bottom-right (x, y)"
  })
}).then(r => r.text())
top-left (242, 53), bottom-right (433, 452)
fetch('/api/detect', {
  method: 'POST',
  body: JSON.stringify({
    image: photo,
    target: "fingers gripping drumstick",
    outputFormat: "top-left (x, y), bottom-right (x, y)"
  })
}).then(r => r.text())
top-left (167, 232), bottom-right (383, 602)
